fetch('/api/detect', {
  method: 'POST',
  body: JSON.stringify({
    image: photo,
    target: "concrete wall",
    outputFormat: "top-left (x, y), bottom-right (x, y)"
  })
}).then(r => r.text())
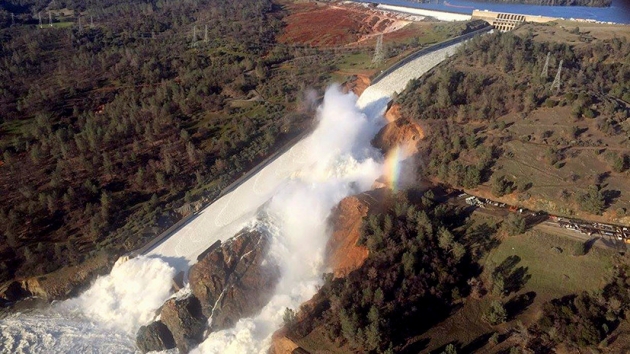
top-left (472, 9), bottom-right (557, 31)
top-left (377, 4), bottom-right (472, 22)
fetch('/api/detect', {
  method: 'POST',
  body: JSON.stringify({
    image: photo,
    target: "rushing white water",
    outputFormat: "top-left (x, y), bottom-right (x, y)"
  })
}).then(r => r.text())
top-left (0, 257), bottom-right (174, 354)
top-left (0, 39), bottom-right (465, 354)
top-left (193, 85), bottom-right (384, 354)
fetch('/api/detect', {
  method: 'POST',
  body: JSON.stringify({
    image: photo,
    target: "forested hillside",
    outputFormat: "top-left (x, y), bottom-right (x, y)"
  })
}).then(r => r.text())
top-left (283, 189), bottom-right (630, 353)
top-left (397, 28), bottom-right (630, 222)
top-left (285, 193), bottom-right (495, 352)
top-left (0, 0), bottom-right (343, 285)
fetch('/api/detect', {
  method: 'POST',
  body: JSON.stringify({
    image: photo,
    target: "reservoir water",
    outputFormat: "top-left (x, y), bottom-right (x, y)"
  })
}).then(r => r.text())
top-left (361, 0), bottom-right (630, 24)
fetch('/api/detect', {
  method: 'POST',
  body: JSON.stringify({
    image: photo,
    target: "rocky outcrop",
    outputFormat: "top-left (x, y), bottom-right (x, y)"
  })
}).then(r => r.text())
top-left (1, 252), bottom-right (116, 303)
top-left (136, 229), bottom-right (279, 353)
top-left (136, 320), bottom-right (176, 353)
top-left (0, 281), bottom-right (30, 303)
top-left (188, 229), bottom-right (279, 331)
top-left (160, 296), bottom-right (207, 353)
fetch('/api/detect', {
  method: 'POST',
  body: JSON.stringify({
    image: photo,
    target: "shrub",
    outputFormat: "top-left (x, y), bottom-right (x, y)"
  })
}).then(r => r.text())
top-left (577, 186), bottom-right (606, 215)
top-left (442, 344), bottom-right (458, 354)
top-left (573, 242), bottom-right (587, 256)
top-left (489, 332), bottom-right (499, 345)
top-left (283, 307), bottom-right (296, 326)
top-left (504, 213), bottom-right (526, 236)
top-left (483, 300), bottom-right (507, 325)
top-left (491, 175), bottom-right (512, 197)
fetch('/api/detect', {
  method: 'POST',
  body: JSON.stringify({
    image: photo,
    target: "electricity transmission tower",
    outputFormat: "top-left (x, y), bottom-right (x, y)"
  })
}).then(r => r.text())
top-left (372, 34), bottom-right (384, 66)
top-left (551, 60), bottom-right (563, 92)
top-left (541, 52), bottom-right (550, 79)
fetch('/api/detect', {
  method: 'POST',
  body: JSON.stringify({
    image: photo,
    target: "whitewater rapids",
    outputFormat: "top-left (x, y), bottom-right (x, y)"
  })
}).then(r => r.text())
top-left (0, 40), bottom-right (467, 354)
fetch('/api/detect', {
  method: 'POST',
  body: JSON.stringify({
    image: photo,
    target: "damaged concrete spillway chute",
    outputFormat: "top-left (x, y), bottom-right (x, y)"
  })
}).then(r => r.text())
top-left (0, 36), bottom-right (473, 354)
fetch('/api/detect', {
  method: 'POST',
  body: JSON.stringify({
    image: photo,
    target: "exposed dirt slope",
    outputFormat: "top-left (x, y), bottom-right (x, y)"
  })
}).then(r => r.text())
top-left (342, 74), bottom-right (371, 97)
top-left (278, 2), bottom-right (414, 47)
top-left (326, 189), bottom-right (390, 278)
top-left (373, 103), bottom-right (425, 156)
top-left (268, 328), bottom-right (300, 354)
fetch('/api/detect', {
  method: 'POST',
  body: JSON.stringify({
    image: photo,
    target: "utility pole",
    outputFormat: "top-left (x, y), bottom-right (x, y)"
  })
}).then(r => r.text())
top-left (11, 13), bottom-right (14, 26)
top-left (192, 26), bottom-right (197, 47)
top-left (48, 11), bottom-right (52, 27)
top-left (204, 25), bottom-right (208, 43)
top-left (78, 15), bottom-right (82, 32)
top-left (541, 52), bottom-right (550, 79)
top-left (372, 33), bottom-right (384, 66)
top-left (38, 12), bottom-right (42, 28)
top-left (551, 59), bottom-right (563, 92)
top-left (90, 15), bottom-right (94, 28)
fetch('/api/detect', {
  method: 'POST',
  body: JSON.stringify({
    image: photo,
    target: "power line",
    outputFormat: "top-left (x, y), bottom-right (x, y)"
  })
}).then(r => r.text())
top-left (541, 52), bottom-right (550, 79)
top-left (372, 34), bottom-right (384, 66)
top-left (551, 59), bottom-right (563, 92)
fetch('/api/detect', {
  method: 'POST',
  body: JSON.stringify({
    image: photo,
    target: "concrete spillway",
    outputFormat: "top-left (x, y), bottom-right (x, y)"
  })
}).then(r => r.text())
top-left (146, 39), bottom-right (469, 271)
top-left (0, 34), bottom-right (474, 354)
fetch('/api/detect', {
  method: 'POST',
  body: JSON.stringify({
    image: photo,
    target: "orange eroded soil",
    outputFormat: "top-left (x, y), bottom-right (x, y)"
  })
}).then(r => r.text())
top-left (326, 190), bottom-right (391, 278)
top-left (278, 2), bottom-right (412, 47)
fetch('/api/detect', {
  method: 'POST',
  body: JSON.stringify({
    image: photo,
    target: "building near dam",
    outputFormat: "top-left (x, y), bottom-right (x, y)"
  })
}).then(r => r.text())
top-left (373, 3), bottom-right (560, 32)
top-left (472, 9), bottom-right (558, 31)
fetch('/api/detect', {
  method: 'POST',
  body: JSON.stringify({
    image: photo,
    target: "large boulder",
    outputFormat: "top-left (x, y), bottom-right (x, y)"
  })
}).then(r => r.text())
top-left (19, 252), bottom-right (116, 301)
top-left (136, 320), bottom-right (176, 353)
top-left (160, 296), bottom-right (207, 353)
top-left (188, 229), bottom-right (279, 332)
top-left (136, 229), bottom-right (279, 353)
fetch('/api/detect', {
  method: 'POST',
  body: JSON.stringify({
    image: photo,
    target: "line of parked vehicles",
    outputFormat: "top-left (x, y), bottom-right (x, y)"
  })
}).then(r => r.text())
top-left (459, 193), bottom-right (630, 242)
top-left (553, 217), bottom-right (630, 242)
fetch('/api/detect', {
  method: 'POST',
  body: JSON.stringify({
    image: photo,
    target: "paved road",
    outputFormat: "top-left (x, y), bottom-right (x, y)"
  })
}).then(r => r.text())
top-left (447, 193), bottom-right (626, 252)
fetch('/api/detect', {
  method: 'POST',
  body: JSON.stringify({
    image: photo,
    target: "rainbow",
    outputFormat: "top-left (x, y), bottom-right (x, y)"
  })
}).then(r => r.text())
top-left (384, 145), bottom-right (404, 193)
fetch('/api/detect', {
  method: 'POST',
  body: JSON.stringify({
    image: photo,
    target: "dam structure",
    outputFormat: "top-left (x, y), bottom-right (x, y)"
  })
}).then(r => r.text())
top-left (0, 30), bottom-right (489, 354)
top-left (472, 9), bottom-right (557, 31)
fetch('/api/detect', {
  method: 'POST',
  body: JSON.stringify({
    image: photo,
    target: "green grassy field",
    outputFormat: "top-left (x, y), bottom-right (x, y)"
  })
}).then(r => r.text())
top-left (485, 230), bottom-right (615, 301)
top-left (414, 224), bottom-right (619, 353)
